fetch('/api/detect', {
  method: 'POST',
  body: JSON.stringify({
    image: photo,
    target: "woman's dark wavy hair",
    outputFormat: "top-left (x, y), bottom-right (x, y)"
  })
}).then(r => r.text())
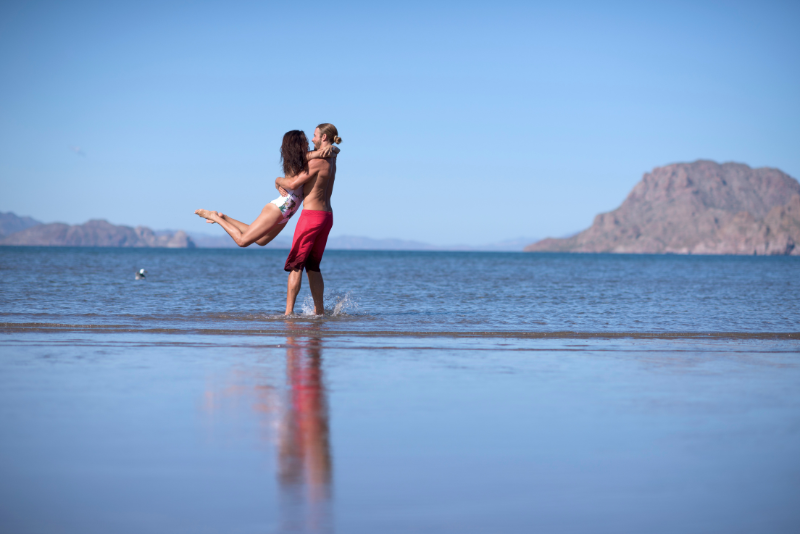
top-left (280, 130), bottom-right (309, 177)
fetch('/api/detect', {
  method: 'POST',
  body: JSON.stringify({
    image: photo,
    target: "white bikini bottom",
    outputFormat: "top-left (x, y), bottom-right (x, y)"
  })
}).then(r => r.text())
top-left (269, 191), bottom-right (302, 224)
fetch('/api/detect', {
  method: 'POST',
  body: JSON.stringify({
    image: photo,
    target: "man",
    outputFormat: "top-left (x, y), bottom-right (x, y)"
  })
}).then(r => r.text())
top-left (275, 123), bottom-right (341, 315)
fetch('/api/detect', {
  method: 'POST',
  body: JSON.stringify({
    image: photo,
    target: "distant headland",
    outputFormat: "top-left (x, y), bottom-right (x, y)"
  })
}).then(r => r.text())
top-left (0, 212), bottom-right (533, 251)
top-left (526, 160), bottom-right (800, 255)
top-left (5, 160), bottom-right (798, 254)
top-left (0, 215), bottom-right (195, 248)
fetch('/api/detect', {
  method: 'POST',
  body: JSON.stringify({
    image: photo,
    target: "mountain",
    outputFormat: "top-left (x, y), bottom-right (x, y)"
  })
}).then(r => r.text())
top-left (0, 212), bottom-right (42, 237)
top-left (525, 161), bottom-right (800, 255)
top-left (0, 219), bottom-right (195, 248)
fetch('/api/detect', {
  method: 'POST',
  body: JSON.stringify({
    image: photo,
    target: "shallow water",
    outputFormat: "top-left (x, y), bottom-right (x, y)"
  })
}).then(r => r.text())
top-left (1, 248), bottom-right (799, 532)
top-left (1, 247), bottom-right (798, 334)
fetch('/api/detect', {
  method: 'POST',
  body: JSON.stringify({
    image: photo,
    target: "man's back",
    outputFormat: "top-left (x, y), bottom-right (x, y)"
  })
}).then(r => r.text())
top-left (302, 157), bottom-right (336, 212)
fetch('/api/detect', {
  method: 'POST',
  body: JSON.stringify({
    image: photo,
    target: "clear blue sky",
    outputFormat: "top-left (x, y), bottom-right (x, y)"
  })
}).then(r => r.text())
top-left (1, 0), bottom-right (798, 245)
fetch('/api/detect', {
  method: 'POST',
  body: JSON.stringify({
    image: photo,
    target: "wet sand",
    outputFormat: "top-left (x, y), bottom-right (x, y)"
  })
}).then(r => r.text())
top-left (3, 322), bottom-right (800, 340)
top-left (1, 331), bottom-right (798, 533)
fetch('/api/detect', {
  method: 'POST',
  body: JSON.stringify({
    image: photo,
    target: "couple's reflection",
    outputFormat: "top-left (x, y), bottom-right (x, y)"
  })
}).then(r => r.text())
top-left (203, 326), bottom-right (332, 532)
top-left (278, 332), bottom-right (332, 532)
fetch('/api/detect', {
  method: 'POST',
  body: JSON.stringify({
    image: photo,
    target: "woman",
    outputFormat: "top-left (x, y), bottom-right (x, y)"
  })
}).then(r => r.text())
top-left (194, 130), bottom-right (338, 247)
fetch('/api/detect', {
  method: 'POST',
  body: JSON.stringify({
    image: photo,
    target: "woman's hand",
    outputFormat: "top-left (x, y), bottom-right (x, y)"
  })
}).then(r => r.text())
top-left (275, 181), bottom-right (289, 196)
top-left (307, 145), bottom-right (340, 160)
top-left (320, 145), bottom-right (340, 158)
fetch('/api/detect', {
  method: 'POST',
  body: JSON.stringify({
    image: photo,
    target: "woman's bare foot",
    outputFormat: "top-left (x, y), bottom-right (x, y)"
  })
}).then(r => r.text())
top-left (194, 209), bottom-right (221, 224)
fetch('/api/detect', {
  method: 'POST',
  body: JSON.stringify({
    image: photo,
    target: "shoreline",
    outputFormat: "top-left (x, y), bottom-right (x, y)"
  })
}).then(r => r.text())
top-left (2, 322), bottom-right (799, 340)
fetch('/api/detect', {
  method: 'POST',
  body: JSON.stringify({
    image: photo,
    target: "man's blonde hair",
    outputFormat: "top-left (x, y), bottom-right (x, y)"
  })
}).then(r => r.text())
top-left (317, 123), bottom-right (342, 144)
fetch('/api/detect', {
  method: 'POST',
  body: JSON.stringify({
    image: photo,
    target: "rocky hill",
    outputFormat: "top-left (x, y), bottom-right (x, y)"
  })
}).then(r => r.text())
top-left (0, 217), bottom-right (195, 248)
top-left (525, 161), bottom-right (800, 255)
top-left (0, 212), bottom-right (42, 237)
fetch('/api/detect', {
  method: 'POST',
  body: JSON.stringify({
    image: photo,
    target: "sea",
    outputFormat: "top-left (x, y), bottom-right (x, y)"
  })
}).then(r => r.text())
top-left (1, 247), bottom-right (799, 533)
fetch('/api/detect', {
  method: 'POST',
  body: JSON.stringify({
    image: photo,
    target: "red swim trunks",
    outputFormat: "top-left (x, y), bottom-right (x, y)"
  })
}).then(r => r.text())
top-left (284, 210), bottom-right (333, 272)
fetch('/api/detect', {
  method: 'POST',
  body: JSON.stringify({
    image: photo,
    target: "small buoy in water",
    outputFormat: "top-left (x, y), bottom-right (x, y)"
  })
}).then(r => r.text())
top-left (135, 269), bottom-right (146, 280)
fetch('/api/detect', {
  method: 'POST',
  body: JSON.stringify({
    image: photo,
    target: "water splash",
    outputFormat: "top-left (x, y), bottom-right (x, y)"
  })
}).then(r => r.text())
top-left (330, 291), bottom-right (359, 316)
top-left (299, 295), bottom-right (316, 316)
top-left (299, 291), bottom-right (359, 317)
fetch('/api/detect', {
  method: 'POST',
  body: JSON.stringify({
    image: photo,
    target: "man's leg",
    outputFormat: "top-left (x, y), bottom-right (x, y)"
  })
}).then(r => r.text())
top-left (304, 213), bottom-right (332, 316)
top-left (307, 270), bottom-right (325, 315)
top-left (285, 269), bottom-right (303, 315)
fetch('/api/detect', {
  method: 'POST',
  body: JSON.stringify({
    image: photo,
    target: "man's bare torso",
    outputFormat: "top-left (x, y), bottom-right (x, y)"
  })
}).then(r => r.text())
top-left (302, 157), bottom-right (337, 212)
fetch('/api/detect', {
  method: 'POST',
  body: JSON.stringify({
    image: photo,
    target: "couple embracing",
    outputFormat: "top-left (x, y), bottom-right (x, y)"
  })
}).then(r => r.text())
top-left (195, 123), bottom-right (341, 316)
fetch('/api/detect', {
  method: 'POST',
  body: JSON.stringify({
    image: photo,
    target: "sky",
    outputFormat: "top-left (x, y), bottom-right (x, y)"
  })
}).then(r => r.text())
top-left (1, 0), bottom-right (798, 246)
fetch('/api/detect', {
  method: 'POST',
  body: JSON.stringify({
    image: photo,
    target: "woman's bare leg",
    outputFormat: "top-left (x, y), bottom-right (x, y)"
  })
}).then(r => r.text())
top-left (207, 211), bottom-right (286, 246)
top-left (194, 207), bottom-right (287, 247)
top-left (194, 205), bottom-right (284, 247)
top-left (255, 221), bottom-right (288, 246)
top-left (197, 211), bottom-right (260, 237)
top-left (218, 214), bottom-right (251, 234)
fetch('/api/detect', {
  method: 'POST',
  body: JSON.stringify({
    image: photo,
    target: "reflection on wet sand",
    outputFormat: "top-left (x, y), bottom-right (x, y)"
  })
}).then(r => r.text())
top-left (279, 334), bottom-right (332, 533)
top-left (202, 326), bottom-right (332, 532)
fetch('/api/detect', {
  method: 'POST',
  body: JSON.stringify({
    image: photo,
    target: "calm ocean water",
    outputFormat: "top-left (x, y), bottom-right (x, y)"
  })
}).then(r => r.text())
top-left (0, 246), bottom-right (798, 334)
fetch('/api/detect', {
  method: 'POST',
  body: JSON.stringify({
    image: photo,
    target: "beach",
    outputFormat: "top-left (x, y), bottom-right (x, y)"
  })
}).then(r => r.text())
top-left (3, 0), bottom-right (800, 530)
top-left (1, 248), bottom-right (799, 533)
